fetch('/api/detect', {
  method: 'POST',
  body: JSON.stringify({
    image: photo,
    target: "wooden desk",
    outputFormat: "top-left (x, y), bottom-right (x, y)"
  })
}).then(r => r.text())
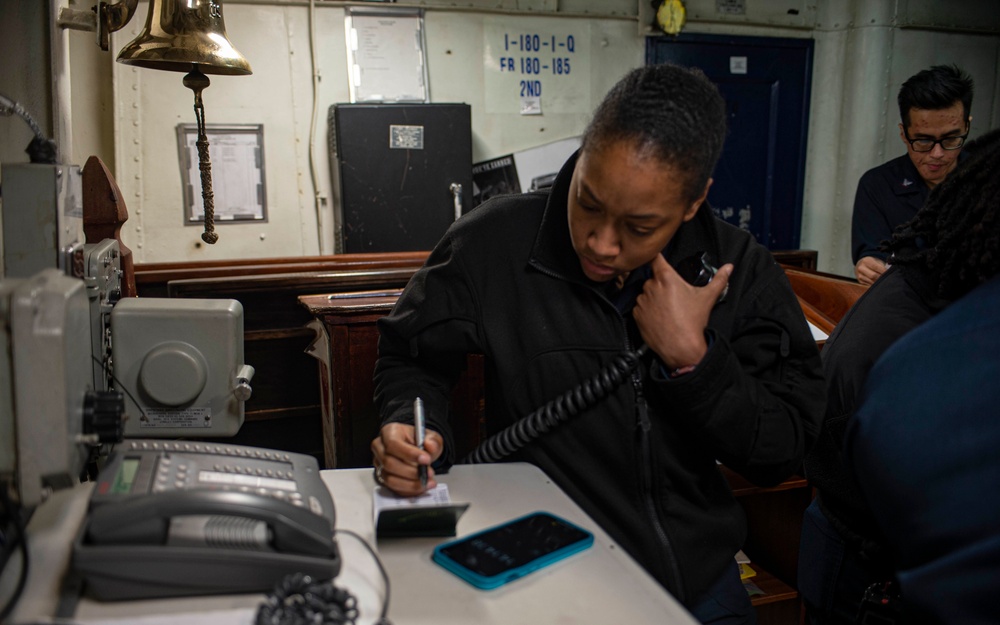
top-left (299, 290), bottom-right (485, 469)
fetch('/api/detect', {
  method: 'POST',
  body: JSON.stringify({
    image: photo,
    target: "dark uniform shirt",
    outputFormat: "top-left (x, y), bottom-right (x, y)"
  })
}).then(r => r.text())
top-left (804, 262), bottom-right (948, 543)
top-left (850, 154), bottom-right (928, 264)
top-left (846, 274), bottom-right (1000, 623)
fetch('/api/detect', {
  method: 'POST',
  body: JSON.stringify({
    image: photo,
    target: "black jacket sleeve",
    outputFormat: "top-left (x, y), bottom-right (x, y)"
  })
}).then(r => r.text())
top-left (651, 259), bottom-right (826, 486)
top-left (374, 233), bottom-right (478, 466)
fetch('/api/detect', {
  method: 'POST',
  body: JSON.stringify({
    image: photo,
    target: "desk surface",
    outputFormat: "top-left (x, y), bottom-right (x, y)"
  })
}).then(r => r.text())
top-left (5, 463), bottom-right (696, 625)
top-left (326, 463), bottom-right (696, 624)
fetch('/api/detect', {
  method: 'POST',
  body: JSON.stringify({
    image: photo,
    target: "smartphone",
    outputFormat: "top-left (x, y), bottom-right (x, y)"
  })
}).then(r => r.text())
top-left (431, 511), bottom-right (594, 590)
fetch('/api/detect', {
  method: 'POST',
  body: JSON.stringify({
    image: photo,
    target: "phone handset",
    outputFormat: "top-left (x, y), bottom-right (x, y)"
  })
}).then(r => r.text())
top-left (462, 251), bottom-right (721, 465)
top-left (85, 489), bottom-right (337, 557)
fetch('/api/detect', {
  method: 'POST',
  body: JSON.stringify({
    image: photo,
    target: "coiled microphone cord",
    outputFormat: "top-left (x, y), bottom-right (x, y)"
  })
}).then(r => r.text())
top-left (462, 345), bottom-right (648, 464)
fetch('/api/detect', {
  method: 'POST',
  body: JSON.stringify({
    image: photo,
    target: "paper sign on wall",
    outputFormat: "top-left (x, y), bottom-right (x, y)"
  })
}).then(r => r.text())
top-left (483, 17), bottom-right (591, 115)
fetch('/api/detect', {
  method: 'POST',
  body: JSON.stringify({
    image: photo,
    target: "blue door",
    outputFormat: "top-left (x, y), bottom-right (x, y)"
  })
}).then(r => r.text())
top-left (647, 34), bottom-right (813, 249)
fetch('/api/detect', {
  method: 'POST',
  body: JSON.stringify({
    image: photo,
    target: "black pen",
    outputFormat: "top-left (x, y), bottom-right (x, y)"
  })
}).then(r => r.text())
top-left (414, 397), bottom-right (428, 488)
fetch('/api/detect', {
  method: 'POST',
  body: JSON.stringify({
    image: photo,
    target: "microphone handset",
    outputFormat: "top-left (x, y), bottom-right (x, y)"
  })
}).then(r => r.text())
top-left (462, 252), bottom-right (721, 464)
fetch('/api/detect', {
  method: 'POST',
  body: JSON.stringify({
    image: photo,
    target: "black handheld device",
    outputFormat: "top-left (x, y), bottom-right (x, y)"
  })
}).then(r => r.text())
top-left (432, 511), bottom-right (594, 590)
top-left (462, 251), bottom-right (722, 464)
top-left (675, 251), bottom-right (720, 287)
top-left (857, 580), bottom-right (903, 624)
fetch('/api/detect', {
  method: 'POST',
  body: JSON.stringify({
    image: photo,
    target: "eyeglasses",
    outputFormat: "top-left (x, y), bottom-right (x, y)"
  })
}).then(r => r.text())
top-left (903, 129), bottom-right (968, 152)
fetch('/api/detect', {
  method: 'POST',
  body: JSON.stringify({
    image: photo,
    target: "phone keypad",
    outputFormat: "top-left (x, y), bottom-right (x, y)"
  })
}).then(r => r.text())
top-left (125, 439), bottom-right (293, 462)
top-left (125, 440), bottom-right (311, 509)
top-left (90, 440), bottom-right (334, 523)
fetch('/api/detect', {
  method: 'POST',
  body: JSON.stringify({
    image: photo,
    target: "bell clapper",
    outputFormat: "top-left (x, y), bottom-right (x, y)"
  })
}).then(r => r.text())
top-left (183, 66), bottom-right (219, 245)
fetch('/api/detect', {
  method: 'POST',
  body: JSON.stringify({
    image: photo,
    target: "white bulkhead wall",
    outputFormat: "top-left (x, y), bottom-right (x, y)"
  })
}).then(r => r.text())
top-left (4, 0), bottom-right (998, 277)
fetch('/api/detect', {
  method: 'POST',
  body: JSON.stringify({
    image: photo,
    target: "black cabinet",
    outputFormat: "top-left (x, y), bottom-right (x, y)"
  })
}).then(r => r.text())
top-left (329, 103), bottom-right (473, 253)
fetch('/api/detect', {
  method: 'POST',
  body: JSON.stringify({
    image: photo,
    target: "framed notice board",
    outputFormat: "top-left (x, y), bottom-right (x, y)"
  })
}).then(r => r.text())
top-left (344, 7), bottom-right (429, 103)
top-left (176, 123), bottom-right (267, 224)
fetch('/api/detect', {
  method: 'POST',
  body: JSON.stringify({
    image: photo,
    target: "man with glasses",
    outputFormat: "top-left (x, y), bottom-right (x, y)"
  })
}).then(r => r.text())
top-left (851, 64), bottom-right (974, 285)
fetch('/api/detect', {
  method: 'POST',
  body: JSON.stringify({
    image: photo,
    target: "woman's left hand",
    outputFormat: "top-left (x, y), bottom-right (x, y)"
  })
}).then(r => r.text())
top-left (633, 254), bottom-right (732, 370)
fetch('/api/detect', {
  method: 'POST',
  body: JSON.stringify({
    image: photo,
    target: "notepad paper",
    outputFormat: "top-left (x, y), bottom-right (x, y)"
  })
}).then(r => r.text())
top-left (807, 320), bottom-right (830, 341)
top-left (373, 484), bottom-right (469, 538)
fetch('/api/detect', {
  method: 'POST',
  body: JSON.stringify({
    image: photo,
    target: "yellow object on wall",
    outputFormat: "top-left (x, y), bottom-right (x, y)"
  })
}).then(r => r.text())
top-left (656, 0), bottom-right (687, 36)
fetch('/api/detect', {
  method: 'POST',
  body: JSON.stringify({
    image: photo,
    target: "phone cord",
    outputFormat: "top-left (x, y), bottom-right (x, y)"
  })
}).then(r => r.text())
top-left (462, 345), bottom-right (648, 464)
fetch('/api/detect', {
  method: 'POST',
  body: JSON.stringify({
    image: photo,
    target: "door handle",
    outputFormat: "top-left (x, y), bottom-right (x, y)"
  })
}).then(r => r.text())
top-left (449, 183), bottom-right (463, 221)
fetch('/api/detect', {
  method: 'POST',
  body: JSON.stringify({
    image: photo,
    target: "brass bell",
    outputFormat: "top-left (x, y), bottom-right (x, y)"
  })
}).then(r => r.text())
top-left (101, 0), bottom-right (251, 244)
top-left (116, 0), bottom-right (251, 76)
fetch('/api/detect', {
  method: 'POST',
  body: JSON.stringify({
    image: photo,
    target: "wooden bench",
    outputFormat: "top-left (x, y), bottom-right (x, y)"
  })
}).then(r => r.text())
top-left (782, 266), bottom-right (867, 343)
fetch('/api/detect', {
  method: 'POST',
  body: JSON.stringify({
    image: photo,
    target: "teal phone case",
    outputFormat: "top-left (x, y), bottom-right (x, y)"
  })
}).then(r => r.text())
top-left (431, 511), bottom-right (594, 590)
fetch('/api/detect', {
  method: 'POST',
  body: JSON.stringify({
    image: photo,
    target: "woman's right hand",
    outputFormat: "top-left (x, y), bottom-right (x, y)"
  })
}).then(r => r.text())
top-left (370, 422), bottom-right (444, 496)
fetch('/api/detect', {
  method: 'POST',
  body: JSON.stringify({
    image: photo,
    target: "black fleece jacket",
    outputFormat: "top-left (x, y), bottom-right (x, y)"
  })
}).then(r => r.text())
top-left (374, 153), bottom-right (825, 605)
top-left (804, 263), bottom-right (948, 552)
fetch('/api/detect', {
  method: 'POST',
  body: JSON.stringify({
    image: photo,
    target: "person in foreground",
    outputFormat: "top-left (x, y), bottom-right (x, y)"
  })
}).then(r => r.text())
top-left (846, 274), bottom-right (1000, 624)
top-left (799, 127), bottom-right (1000, 624)
top-left (851, 64), bottom-right (974, 285)
top-left (370, 63), bottom-right (825, 624)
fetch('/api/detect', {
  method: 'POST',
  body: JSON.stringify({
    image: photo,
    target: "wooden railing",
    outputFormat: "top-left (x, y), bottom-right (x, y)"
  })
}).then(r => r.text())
top-left (782, 266), bottom-right (867, 342)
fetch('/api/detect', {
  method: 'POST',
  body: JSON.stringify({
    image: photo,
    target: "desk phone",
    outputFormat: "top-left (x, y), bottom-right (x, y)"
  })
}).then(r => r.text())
top-left (72, 440), bottom-right (341, 601)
